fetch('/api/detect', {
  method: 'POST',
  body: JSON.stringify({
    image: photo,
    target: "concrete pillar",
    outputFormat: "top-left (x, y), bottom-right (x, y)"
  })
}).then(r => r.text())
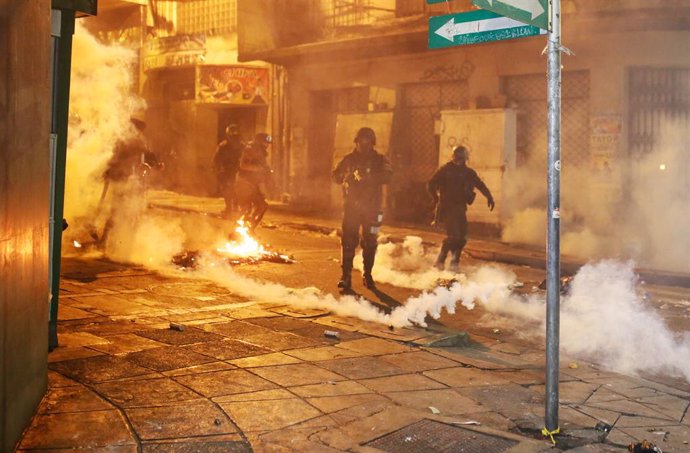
top-left (0, 1), bottom-right (52, 451)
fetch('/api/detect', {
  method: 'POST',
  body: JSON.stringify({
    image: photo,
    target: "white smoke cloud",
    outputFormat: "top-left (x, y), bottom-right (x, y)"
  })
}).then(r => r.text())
top-left (354, 236), bottom-right (459, 290)
top-left (63, 25), bottom-right (185, 265)
top-left (364, 241), bottom-right (690, 382)
top-left (560, 260), bottom-right (690, 381)
top-left (65, 23), bottom-right (143, 221)
top-left (501, 119), bottom-right (690, 273)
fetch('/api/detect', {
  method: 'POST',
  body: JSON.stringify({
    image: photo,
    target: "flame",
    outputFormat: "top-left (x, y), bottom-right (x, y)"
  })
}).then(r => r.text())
top-left (73, 240), bottom-right (82, 248)
top-left (217, 220), bottom-right (267, 258)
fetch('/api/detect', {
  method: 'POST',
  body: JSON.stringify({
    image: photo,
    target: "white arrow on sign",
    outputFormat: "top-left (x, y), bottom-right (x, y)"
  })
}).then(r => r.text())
top-left (487, 0), bottom-right (545, 20)
top-left (434, 15), bottom-right (531, 42)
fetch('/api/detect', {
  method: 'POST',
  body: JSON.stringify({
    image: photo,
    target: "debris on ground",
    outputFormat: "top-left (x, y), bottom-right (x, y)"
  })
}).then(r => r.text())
top-left (509, 281), bottom-right (524, 290)
top-left (568, 362), bottom-right (579, 369)
top-left (429, 406), bottom-right (441, 414)
top-left (172, 249), bottom-right (295, 269)
top-left (324, 330), bottom-right (340, 339)
top-left (436, 278), bottom-right (458, 289)
top-left (628, 440), bottom-right (663, 452)
top-left (595, 421), bottom-right (613, 441)
top-left (538, 275), bottom-right (574, 294)
top-left (169, 322), bottom-right (186, 332)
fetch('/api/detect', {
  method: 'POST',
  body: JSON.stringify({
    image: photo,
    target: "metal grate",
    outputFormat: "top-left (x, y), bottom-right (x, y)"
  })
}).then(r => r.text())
top-left (177, 0), bottom-right (237, 35)
top-left (504, 71), bottom-right (590, 167)
top-left (401, 80), bottom-right (469, 180)
top-left (365, 419), bottom-right (519, 453)
top-left (628, 67), bottom-right (690, 155)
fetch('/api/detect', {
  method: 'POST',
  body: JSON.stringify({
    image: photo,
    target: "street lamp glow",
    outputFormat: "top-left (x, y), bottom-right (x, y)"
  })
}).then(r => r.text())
top-left (659, 164), bottom-right (667, 170)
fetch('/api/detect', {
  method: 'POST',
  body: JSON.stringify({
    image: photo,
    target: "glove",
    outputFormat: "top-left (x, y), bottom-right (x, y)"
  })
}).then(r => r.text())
top-left (487, 196), bottom-right (495, 211)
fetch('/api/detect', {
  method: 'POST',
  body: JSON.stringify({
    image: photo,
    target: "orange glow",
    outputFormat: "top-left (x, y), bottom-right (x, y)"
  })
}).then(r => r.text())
top-left (217, 220), bottom-right (267, 258)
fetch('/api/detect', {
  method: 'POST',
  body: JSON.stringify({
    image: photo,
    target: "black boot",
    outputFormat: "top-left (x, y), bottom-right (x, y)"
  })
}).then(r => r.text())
top-left (435, 242), bottom-right (451, 270)
top-left (449, 250), bottom-right (461, 273)
top-left (363, 273), bottom-right (376, 289)
top-left (362, 247), bottom-right (377, 289)
top-left (338, 268), bottom-right (352, 290)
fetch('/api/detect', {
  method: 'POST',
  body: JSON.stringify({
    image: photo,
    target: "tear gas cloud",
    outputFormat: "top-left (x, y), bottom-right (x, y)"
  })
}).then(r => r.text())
top-left (63, 23), bottom-right (153, 259)
top-left (502, 119), bottom-right (690, 273)
top-left (369, 239), bottom-right (690, 382)
top-left (64, 23), bottom-right (143, 221)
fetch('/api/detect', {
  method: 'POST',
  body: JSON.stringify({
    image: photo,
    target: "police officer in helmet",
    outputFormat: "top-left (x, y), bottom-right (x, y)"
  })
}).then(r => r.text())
top-left (428, 145), bottom-right (495, 272)
top-left (332, 127), bottom-right (392, 290)
top-left (235, 132), bottom-right (273, 228)
top-left (213, 124), bottom-right (244, 217)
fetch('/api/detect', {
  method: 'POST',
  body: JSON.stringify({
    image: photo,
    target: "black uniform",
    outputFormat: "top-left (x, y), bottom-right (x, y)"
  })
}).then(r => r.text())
top-left (213, 136), bottom-right (244, 214)
top-left (332, 148), bottom-right (392, 285)
top-left (428, 161), bottom-right (493, 269)
top-left (235, 140), bottom-right (272, 227)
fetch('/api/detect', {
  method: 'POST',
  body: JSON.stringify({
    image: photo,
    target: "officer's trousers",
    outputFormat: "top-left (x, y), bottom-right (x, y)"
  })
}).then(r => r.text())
top-left (442, 207), bottom-right (468, 254)
top-left (341, 206), bottom-right (380, 276)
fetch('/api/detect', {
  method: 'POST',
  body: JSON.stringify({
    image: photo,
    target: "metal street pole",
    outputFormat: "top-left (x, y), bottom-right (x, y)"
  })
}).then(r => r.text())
top-left (545, 0), bottom-right (561, 433)
top-left (49, 8), bottom-right (76, 351)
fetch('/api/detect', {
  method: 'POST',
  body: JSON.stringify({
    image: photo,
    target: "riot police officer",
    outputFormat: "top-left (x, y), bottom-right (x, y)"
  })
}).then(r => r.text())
top-left (235, 132), bottom-right (273, 228)
top-left (428, 145), bottom-right (495, 272)
top-left (213, 124), bottom-right (244, 217)
top-left (332, 127), bottom-right (392, 290)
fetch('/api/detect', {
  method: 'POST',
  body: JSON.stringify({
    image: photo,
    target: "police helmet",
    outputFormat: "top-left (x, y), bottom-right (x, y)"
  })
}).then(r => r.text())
top-left (453, 146), bottom-right (469, 162)
top-left (354, 127), bottom-right (376, 145)
top-left (225, 124), bottom-right (240, 136)
top-left (254, 132), bottom-right (273, 145)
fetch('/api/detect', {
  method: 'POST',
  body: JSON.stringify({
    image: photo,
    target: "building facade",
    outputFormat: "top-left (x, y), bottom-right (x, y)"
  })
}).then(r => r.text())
top-left (238, 0), bottom-right (690, 228)
top-left (83, 0), bottom-right (287, 195)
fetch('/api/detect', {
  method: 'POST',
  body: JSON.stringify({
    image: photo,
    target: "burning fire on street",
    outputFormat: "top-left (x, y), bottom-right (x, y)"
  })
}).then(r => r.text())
top-left (172, 219), bottom-right (294, 269)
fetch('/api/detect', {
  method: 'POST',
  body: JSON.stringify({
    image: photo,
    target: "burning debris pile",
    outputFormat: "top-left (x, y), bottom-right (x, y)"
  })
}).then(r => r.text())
top-left (172, 220), bottom-right (294, 269)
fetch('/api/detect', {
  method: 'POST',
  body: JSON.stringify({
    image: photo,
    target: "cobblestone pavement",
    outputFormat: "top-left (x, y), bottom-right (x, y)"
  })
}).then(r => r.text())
top-left (16, 255), bottom-right (690, 452)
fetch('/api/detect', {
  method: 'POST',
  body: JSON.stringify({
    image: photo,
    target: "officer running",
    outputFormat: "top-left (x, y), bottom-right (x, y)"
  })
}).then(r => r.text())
top-left (235, 132), bottom-right (273, 228)
top-left (428, 145), bottom-right (495, 272)
top-left (332, 127), bottom-right (392, 290)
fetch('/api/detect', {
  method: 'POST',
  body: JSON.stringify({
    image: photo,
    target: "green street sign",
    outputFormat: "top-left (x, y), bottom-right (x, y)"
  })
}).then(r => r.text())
top-left (472, 0), bottom-right (550, 30)
top-left (429, 10), bottom-right (545, 49)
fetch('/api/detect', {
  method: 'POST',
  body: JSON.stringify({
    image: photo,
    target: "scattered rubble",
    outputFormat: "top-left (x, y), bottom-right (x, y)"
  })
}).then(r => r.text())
top-left (172, 249), bottom-right (295, 269)
top-left (169, 322), bottom-right (186, 332)
top-left (538, 275), bottom-right (574, 294)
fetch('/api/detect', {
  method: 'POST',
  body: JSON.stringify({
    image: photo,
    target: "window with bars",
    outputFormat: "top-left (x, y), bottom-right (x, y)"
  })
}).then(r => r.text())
top-left (177, 0), bottom-right (237, 35)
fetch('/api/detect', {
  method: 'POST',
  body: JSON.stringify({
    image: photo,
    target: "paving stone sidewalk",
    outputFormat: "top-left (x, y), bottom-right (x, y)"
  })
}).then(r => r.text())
top-left (16, 259), bottom-right (690, 452)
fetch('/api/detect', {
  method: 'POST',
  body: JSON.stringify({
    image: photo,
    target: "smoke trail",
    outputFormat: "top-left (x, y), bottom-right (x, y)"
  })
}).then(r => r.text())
top-left (361, 237), bottom-right (690, 382)
top-left (469, 260), bottom-right (690, 383)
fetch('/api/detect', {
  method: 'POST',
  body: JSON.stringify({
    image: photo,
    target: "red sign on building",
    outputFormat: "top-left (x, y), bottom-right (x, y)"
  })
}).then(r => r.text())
top-left (196, 65), bottom-right (269, 105)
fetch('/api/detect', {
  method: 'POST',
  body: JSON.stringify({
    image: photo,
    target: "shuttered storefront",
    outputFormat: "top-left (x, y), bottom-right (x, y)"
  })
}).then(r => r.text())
top-left (394, 80), bottom-right (469, 221)
top-left (628, 67), bottom-right (690, 155)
